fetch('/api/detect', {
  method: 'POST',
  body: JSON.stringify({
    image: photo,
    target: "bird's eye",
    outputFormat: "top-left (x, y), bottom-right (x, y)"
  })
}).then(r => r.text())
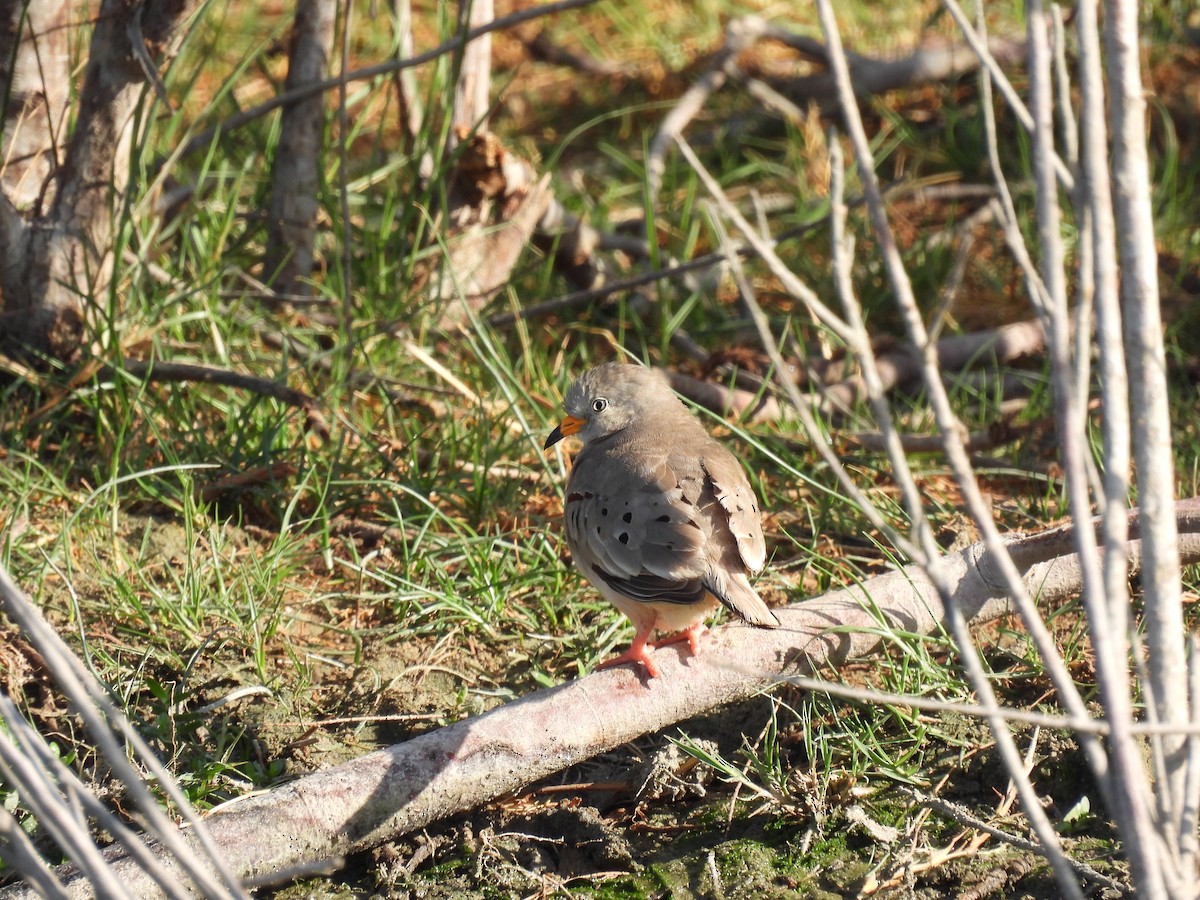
top-left (591, 397), bottom-right (608, 413)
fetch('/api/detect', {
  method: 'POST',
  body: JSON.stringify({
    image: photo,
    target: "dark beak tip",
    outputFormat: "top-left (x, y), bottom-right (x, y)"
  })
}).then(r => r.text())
top-left (544, 426), bottom-right (564, 450)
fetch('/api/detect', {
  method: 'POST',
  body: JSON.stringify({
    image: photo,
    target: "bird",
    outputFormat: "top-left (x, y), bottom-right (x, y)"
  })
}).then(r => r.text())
top-left (544, 363), bottom-right (779, 678)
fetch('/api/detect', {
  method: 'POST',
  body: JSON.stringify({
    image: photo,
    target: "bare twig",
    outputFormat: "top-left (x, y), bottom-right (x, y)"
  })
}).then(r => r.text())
top-left (1028, 2), bottom-right (1163, 894)
top-left (813, 2), bottom-right (1088, 892)
top-left (451, 0), bottom-right (493, 134)
top-left (841, 427), bottom-right (1015, 455)
top-left (488, 180), bottom-right (988, 331)
top-left (1106, 0), bottom-right (1188, 843)
top-left (780, 672), bottom-right (1200, 738)
top-left (818, 315), bottom-right (1051, 414)
top-left (771, 28), bottom-right (1028, 110)
top-left (524, 29), bottom-right (626, 76)
top-left (664, 370), bottom-right (785, 425)
top-left (112, 359), bottom-right (330, 439)
top-left (337, 0), bottom-right (355, 378)
top-left (196, 463), bottom-right (299, 503)
top-left (1184, 634), bottom-right (1200, 870)
top-left (0, 568), bottom-right (248, 898)
top-left (646, 15), bottom-right (768, 199)
top-left (390, 0), bottom-right (424, 141)
top-left (941, 0), bottom-right (1075, 192)
top-left (163, 0), bottom-right (599, 171)
top-left (0, 802), bottom-right (67, 899)
top-left (684, 142), bottom-right (918, 563)
top-left (907, 791), bottom-right (1129, 893)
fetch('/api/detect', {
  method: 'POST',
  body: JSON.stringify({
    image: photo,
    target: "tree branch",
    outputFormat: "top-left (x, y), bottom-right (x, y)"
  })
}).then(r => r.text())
top-left (162, 0), bottom-right (598, 171)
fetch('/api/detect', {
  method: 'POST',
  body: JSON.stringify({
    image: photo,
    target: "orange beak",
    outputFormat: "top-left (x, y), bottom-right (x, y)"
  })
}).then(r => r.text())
top-left (544, 414), bottom-right (585, 449)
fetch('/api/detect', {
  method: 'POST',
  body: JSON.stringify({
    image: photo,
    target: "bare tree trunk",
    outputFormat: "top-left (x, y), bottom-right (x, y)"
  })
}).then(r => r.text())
top-left (262, 0), bottom-right (337, 297)
top-left (0, 0), bottom-right (70, 211)
top-left (0, 0), bottom-right (194, 362)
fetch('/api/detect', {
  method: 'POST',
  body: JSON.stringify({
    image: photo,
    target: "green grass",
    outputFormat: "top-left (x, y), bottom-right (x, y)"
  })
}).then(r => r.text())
top-left (1, 0), bottom-right (1198, 894)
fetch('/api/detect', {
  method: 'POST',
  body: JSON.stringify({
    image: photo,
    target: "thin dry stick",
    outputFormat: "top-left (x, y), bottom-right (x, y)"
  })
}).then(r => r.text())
top-left (488, 179), bottom-right (974, 332)
top-left (391, 0), bottom-right (424, 141)
top-left (489, 215), bottom-right (825, 329)
top-left (690, 173), bottom-right (919, 564)
top-left (1183, 635), bottom-right (1200, 872)
top-left (646, 15), bottom-right (767, 199)
top-left (907, 791), bottom-right (1127, 893)
top-left (337, 0), bottom-right (355, 380)
top-left (1050, 0), bottom-right (1172, 893)
top-left (1050, 6), bottom-right (1079, 166)
top-left (1106, 0), bottom-right (1188, 847)
top-left (822, 139), bottom-right (950, 547)
top-left (0, 569), bottom-right (246, 898)
top-left (777, 674), bottom-right (1200, 737)
top-left (1050, 3), bottom-right (1103, 506)
top-left (0, 695), bottom-right (200, 898)
top-left (113, 359), bottom-right (330, 438)
top-left (0, 711), bottom-right (133, 898)
top-left (163, 0), bottom-right (599, 169)
top-left (678, 128), bottom-right (1102, 810)
top-left (451, 0), bottom-right (492, 133)
top-left (842, 429), bottom-right (1015, 455)
top-left (673, 142), bottom-right (856, 343)
top-left (681, 114), bottom-right (1094, 801)
top-left (709, 163), bottom-right (1082, 893)
top-left (985, 1), bottom-right (1167, 893)
top-left (1024, 0), bottom-right (1158, 859)
top-left (0, 804), bottom-right (67, 899)
top-left (940, 0), bottom-right (1075, 192)
top-left (812, 2), bottom-right (1085, 894)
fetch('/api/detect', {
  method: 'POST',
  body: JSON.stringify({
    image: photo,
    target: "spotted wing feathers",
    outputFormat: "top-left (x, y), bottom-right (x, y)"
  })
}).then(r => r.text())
top-left (566, 448), bottom-right (778, 628)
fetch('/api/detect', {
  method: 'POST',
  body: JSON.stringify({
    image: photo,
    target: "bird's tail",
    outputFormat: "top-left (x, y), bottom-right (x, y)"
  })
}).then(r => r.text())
top-left (705, 568), bottom-right (780, 628)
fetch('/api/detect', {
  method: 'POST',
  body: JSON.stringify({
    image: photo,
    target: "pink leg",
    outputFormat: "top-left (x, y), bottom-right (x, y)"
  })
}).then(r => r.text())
top-left (652, 622), bottom-right (708, 658)
top-left (597, 621), bottom-right (661, 678)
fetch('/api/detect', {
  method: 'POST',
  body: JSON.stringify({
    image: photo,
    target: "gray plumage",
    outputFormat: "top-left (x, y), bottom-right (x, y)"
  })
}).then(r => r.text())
top-left (546, 364), bottom-right (778, 677)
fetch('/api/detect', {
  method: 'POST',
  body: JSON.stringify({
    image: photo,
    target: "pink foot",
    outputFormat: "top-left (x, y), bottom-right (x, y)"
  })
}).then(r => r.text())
top-left (597, 624), bottom-right (660, 678)
top-left (652, 622), bottom-right (708, 658)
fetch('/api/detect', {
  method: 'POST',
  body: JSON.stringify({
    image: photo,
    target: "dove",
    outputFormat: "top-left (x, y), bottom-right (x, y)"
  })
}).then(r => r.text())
top-left (545, 363), bottom-right (779, 678)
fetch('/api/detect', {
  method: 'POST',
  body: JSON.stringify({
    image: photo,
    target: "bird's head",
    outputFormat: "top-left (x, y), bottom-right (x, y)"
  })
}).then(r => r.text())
top-left (544, 363), bottom-right (669, 449)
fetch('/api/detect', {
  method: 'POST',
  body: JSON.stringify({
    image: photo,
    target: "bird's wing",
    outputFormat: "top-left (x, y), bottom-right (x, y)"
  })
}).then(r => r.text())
top-left (701, 448), bottom-right (767, 573)
top-left (565, 454), bottom-right (710, 605)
